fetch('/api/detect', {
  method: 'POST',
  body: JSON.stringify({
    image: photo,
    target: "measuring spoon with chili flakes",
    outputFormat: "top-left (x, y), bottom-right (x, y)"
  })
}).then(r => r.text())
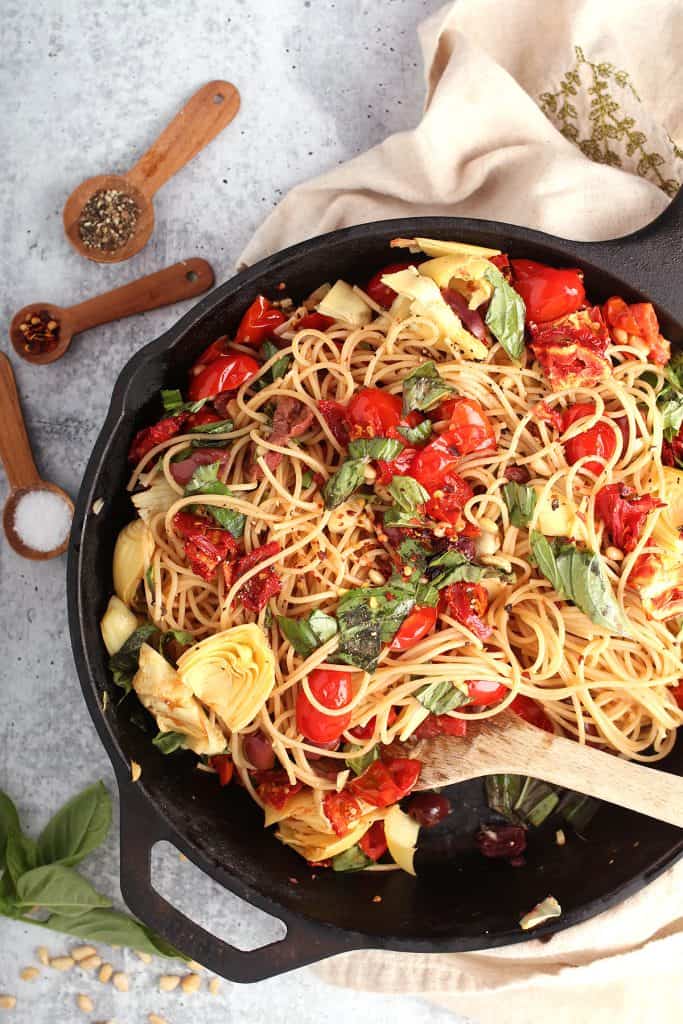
top-left (62, 80), bottom-right (240, 264)
top-left (9, 258), bottom-right (214, 365)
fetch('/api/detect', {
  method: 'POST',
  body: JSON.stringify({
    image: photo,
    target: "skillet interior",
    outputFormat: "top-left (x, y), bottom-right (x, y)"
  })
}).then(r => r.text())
top-left (68, 212), bottom-right (683, 979)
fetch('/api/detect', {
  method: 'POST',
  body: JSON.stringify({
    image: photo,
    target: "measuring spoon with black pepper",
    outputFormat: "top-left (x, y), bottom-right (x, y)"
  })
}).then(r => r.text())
top-left (9, 258), bottom-right (214, 365)
top-left (63, 80), bottom-right (240, 263)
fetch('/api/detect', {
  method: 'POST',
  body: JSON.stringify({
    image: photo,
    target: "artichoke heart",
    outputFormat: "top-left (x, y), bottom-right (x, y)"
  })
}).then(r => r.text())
top-left (177, 624), bottom-right (276, 732)
top-left (651, 467), bottom-right (683, 552)
top-left (132, 643), bottom-right (227, 756)
top-left (276, 805), bottom-right (386, 863)
top-left (390, 236), bottom-right (501, 260)
top-left (113, 519), bottom-right (154, 607)
top-left (533, 487), bottom-right (586, 542)
top-left (316, 280), bottom-right (372, 326)
top-left (132, 476), bottom-right (180, 523)
top-left (417, 255), bottom-right (493, 309)
top-left (100, 595), bottom-right (139, 656)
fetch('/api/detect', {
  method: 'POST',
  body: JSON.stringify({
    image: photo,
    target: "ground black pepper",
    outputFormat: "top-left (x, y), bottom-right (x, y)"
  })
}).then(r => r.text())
top-left (77, 188), bottom-right (140, 252)
top-left (17, 309), bottom-right (60, 355)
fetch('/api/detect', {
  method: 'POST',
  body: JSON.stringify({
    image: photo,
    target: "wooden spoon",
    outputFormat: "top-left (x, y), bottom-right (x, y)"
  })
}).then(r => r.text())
top-left (9, 258), bottom-right (214, 365)
top-left (0, 353), bottom-right (74, 560)
top-left (414, 711), bottom-right (683, 828)
top-left (63, 81), bottom-right (240, 263)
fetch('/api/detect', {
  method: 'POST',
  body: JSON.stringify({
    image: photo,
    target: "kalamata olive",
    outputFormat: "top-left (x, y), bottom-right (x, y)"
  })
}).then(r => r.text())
top-left (504, 465), bottom-right (531, 484)
top-left (407, 792), bottom-right (451, 828)
top-left (441, 287), bottom-right (490, 342)
top-left (475, 824), bottom-right (527, 860)
top-left (244, 731), bottom-right (275, 771)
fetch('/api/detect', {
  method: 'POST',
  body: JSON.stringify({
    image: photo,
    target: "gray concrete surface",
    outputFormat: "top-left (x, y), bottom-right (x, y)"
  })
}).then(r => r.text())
top-left (0, 0), bottom-right (467, 1020)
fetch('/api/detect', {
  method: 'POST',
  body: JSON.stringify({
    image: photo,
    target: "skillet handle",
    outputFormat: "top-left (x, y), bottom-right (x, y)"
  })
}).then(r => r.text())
top-left (118, 779), bottom-right (358, 982)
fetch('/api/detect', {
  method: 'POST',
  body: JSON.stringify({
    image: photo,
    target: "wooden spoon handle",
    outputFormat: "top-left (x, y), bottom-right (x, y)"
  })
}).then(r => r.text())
top-left (126, 81), bottom-right (240, 198)
top-left (66, 258), bottom-right (215, 334)
top-left (0, 354), bottom-right (41, 490)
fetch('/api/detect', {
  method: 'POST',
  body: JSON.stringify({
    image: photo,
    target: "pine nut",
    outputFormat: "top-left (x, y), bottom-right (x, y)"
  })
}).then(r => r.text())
top-left (72, 946), bottom-right (97, 961)
top-left (36, 947), bottom-right (49, 966)
top-left (112, 972), bottom-right (129, 992)
top-left (368, 569), bottom-right (385, 585)
top-left (98, 963), bottom-right (113, 984)
top-left (209, 978), bottom-right (220, 996)
top-left (149, 1015), bottom-right (169, 1024)
top-left (0, 996), bottom-right (17, 1010)
top-left (131, 760), bottom-right (142, 782)
top-left (19, 968), bottom-right (39, 982)
top-left (556, 829), bottom-right (566, 846)
top-left (79, 955), bottom-right (102, 971)
top-left (158, 975), bottom-right (180, 992)
top-left (606, 545), bottom-right (624, 561)
top-left (135, 951), bottom-right (152, 964)
top-left (363, 464), bottom-right (377, 483)
top-left (50, 957), bottom-right (74, 971)
top-left (76, 994), bottom-right (94, 1013)
top-left (185, 959), bottom-right (203, 972)
top-left (180, 972), bottom-right (201, 993)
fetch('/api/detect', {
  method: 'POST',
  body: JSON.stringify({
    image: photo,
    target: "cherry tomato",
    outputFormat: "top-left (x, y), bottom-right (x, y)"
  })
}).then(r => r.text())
top-left (603, 297), bottom-right (670, 366)
top-left (186, 408), bottom-right (222, 429)
top-left (296, 668), bottom-right (354, 745)
top-left (296, 311), bottom-right (335, 332)
top-left (347, 388), bottom-right (403, 435)
top-left (365, 262), bottom-right (412, 308)
top-left (359, 820), bottom-right (388, 861)
top-left (209, 754), bottom-right (234, 786)
top-left (192, 336), bottom-right (228, 371)
top-left (409, 433), bottom-right (460, 493)
top-left (256, 772), bottom-right (303, 810)
top-left (561, 403), bottom-right (618, 475)
top-left (489, 253), bottom-right (511, 276)
top-left (318, 400), bottom-right (351, 446)
top-left (442, 581), bottom-right (492, 641)
top-left (413, 714), bottom-right (468, 738)
top-left (595, 483), bottom-right (664, 554)
top-left (188, 353), bottom-right (260, 401)
top-left (511, 259), bottom-right (585, 322)
top-left (347, 757), bottom-right (421, 808)
top-left (235, 296), bottom-right (286, 346)
top-left (323, 791), bottom-right (362, 837)
top-left (424, 473), bottom-right (473, 526)
top-left (349, 708), bottom-right (398, 740)
top-left (375, 445), bottom-right (417, 486)
top-left (444, 398), bottom-right (496, 456)
top-left (390, 606), bottom-right (438, 651)
top-left (510, 694), bottom-right (553, 733)
top-left (467, 679), bottom-right (508, 706)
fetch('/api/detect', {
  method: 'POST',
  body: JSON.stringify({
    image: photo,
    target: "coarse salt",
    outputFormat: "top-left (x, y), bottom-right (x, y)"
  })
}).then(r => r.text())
top-left (13, 489), bottom-right (72, 552)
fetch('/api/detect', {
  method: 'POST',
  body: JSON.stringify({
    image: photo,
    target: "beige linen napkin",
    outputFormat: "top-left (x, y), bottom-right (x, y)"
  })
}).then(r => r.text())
top-left (241, 1), bottom-right (682, 1018)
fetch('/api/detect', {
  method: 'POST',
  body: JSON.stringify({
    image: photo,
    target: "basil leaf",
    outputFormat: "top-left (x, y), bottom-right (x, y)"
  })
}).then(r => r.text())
top-left (529, 532), bottom-right (563, 592)
top-left (416, 680), bottom-right (470, 715)
top-left (485, 774), bottom-right (525, 824)
top-left (153, 731), bottom-right (187, 754)
top-left (190, 418), bottom-right (233, 434)
top-left (184, 462), bottom-right (246, 538)
top-left (345, 744), bottom-right (379, 776)
top-left (397, 420), bottom-right (433, 445)
top-left (483, 265), bottom-right (526, 361)
top-left (659, 393), bottom-right (683, 441)
top-left (332, 845), bottom-right (373, 872)
top-left (278, 610), bottom-right (338, 658)
top-left (336, 576), bottom-right (419, 671)
top-left (260, 339), bottom-right (292, 381)
top-left (383, 507), bottom-right (422, 529)
top-left (514, 776), bottom-right (560, 827)
top-left (163, 629), bottom-right (195, 647)
top-left (414, 580), bottom-right (440, 607)
top-left (503, 481), bottom-right (537, 528)
top-left (323, 458), bottom-right (366, 509)
top-left (207, 504), bottom-right (246, 539)
top-left (388, 475), bottom-right (429, 514)
top-left (5, 831), bottom-right (38, 886)
top-left (0, 870), bottom-right (20, 916)
top-left (161, 390), bottom-right (207, 415)
top-left (558, 791), bottom-right (601, 831)
top-left (301, 469), bottom-right (315, 488)
top-left (348, 437), bottom-right (404, 461)
top-left (0, 792), bottom-right (20, 872)
top-left (37, 782), bottom-right (111, 869)
top-left (398, 538), bottom-right (431, 575)
top-left (108, 624), bottom-right (160, 693)
top-left (16, 865), bottom-right (111, 916)
top-left (44, 908), bottom-right (186, 959)
top-left (402, 361), bottom-right (455, 414)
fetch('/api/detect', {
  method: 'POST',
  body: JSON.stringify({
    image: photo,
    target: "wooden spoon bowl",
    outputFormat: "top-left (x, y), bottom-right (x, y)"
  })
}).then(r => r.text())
top-left (3, 482), bottom-right (74, 560)
top-left (63, 173), bottom-right (153, 265)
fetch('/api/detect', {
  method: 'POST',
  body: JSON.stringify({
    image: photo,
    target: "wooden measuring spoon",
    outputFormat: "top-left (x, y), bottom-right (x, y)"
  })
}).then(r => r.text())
top-left (413, 711), bottom-right (683, 828)
top-left (63, 81), bottom-right (240, 264)
top-left (9, 258), bottom-right (214, 365)
top-left (0, 353), bottom-right (74, 560)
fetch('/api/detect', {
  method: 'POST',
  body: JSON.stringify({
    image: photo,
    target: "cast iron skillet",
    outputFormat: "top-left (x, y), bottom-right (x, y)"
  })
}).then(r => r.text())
top-left (68, 193), bottom-right (683, 982)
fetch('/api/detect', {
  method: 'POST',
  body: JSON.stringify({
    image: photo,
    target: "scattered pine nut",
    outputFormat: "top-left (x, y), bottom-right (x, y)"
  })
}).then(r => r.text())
top-left (180, 972), bottom-right (201, 994)
top-left (158, 975), bottom-right (180, 992)
top-left (76, 994), bottom-right (94, 1014)
top-left (50, 956), bottom-right (75, 972)
top-left (36, 947), bottom-right (49, 966)
top-left (98, 963), bottom-right (113, 984)
top-left (131, 760), bottom-right (142, 782)
top-left (556, 829), bottom-right (566, 846)
top-left (136, 951), bottom-right (152, 964)
top-left (79, 955), bottom-right (102, 971)
top-left (0, 995), bottom-right (17, 1010)
top-left (112, 972), bottom-right (129, 992)
top-left (209, 978), bottom-right (220, 996)
top-left (19, 968), bottom-right (39, 982)
top-left (149, 1015), bottom-right (169, 1024)
top-left (186, 960), bottom-right (204, 972)
top-left (72, 946), bottom-right (97, 961)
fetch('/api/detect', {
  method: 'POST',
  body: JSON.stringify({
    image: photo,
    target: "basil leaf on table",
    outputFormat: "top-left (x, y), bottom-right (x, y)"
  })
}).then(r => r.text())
top-left (44, 908), bottom-right (187, 959)
top-left (416, 680), bottom-right (470, 715)
top-left (0, 791), bottom-right (20, 872)
top-left (161, 389), bottom-right (207, 415)
top-left (345, 744), bottom-right (380, 777)
top-left (5, 831), bottom-right (38, 887)
top-left (483, 265), bottom-right (526, 361)
top-left (278, 609), bottom-right (338, 658)
top-left (108, 623), bottom-right (160, 693)
top-left (16, 865), bottom-right (111, 916)
top-left (332, 845), bottom-right (373, 872)
top-left (37, 781), bottom-right (111, 869)
top-left (503, 481), bottom-right (537, 527)
top-left (323, 458), bottom-right (366, 509)
top-left (402, 361), bottom-right (455, 414)
top-left (397, 420), bottom-right (433, 445)
top-left (348, 437), bottom-right (404, 461)
top-left (387, 475), bottom-right (429, 514)
top-left (153, 731), bottom-right (188, 754)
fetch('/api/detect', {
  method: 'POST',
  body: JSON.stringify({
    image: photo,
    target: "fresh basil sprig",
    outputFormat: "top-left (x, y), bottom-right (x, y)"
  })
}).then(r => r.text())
top-left (483, 265), bottom-right (526, 361)
top-left (397, 420), bottom-right (433, 445)
top-left (184, 462), bottom-right (246, 539)
top-left (402, 361), bottom-right (455, 414)
top-left (161, 389), bottom-right (208, 415)
top-left (416, 680), bottom-right (470, 715)
top-left (37, 781), bottom-right (112, 869)
top-left (277, 609), bottom-right (338, 657)
top-left (503, 481), bottom-right (537, 527)
top-left (529, 532), bottom-right (626, 634)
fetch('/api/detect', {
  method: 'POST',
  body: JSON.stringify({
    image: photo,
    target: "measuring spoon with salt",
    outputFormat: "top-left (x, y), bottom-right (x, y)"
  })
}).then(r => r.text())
top-left (0, 353), bottom-right (74, 560)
